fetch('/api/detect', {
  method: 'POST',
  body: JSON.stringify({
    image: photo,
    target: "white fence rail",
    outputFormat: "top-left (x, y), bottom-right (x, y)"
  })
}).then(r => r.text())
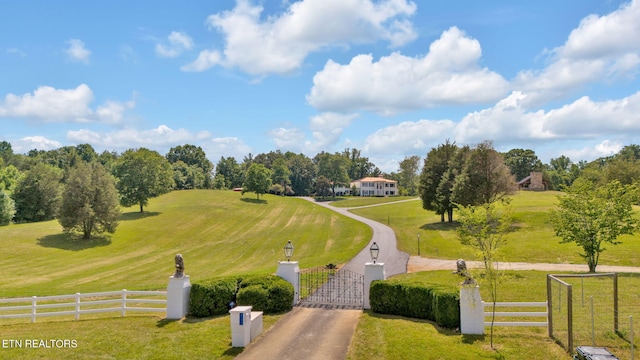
top-left (483, 301), bottom-right (548, 327)
top-left (0, 289), bottom-right (167, 323)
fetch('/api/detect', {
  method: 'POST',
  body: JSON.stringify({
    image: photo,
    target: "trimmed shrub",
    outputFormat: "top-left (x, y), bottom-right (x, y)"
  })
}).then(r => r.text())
top-left (237, 285), bottom-right (269, 311)
top-left (189, 277), bottom-right (238, 317)
top-left (370, 280), bottom-right (460, 329)
top-left (190, 274), bottom-right (294, 317)
top-left (237, 275), bottom-right (294, 313)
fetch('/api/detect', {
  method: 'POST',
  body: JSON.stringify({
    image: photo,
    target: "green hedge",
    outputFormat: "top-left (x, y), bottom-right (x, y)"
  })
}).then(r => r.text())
top-left (369, 280), bottom-right (460, 329)
top-left (189, 275), bottom-right (293, 317)
top-left (189, 276), bottom-right (239, 317)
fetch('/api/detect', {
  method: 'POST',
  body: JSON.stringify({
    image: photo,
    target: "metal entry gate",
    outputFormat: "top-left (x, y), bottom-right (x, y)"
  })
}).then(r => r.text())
top-left (299, 266), bottom-right (364, 308)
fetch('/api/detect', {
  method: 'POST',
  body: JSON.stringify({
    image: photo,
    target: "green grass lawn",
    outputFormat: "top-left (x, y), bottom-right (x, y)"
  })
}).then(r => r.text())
top-left (348, 271), bottom-right (640, 360)
top-left (0, 190), bottom-right (371, 298)
top-left (349, 191), bottom-right (640, 267)
top-left (2, 190), bottom-right (640, 359)
top-left (328, 196), bottom-right (417, 208)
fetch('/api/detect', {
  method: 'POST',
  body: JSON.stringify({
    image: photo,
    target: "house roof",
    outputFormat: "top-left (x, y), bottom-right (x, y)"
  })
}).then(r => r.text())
top-left (517, 175), bottom-right (531, 185)
top-left (353, 176), bottom-right (397, 183)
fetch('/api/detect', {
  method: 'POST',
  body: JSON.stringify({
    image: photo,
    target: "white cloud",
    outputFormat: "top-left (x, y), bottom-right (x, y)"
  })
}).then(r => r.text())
top-left (514, 0), bottom-right (640, 107)
top-left (180, 50), bottom-right (222, 72)
top-left (0, 84), bottom-right (94, 122)
top-left (456, 90), bottom-right (640, 145)
top-left (561, 140), bottom-right (624, 163)
top-left (305, 112), bottom-right (358, 152)
top-left (359, 90), bottom-right (640, 165)
top-left (0, 84), bottom-right (134, 125)
top-left (182, 0), bottom-right (417, 75)
top-left (363, 119), bottom-right (456, 155)
top-left (307, 27), bottom-right (509, 114)
top-left (156, 31), bottom-right (194, 58)
top-left (269, 127), bottom-right (307, 151)
top-left (12, 136), bottom-right (62, 153)
top-left (66, 39), bottom-right (91, 64)
top-left (67, 125), bottom-right (211, 150)
top-left (561, 0), bottom-right (640, 60)
top-left (543, 91), bottom-right (640, 135)
top-left (204, 136), bottom-right (253, 161)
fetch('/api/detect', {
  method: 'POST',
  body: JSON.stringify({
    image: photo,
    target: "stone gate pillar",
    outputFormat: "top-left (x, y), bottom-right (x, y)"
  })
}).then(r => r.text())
top-left (364, 262), bottom-right (386, 310)
top-left (460, 285), bottom-right (484, 335)
top-left (167, 275), bottom-right (191, 319)
top-left (276, 261), bottom-right (300, 306)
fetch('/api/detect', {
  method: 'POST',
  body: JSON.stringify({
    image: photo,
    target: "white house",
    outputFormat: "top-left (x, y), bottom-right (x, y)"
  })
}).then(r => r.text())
top-left (350, 176), bottom-right (398, 197)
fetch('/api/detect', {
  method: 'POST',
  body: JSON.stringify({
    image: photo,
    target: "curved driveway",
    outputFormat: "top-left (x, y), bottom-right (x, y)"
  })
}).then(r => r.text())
top-left (304, 197), bottom-right (410, 277)
top-left (235, 198), bottom-right (410, 360)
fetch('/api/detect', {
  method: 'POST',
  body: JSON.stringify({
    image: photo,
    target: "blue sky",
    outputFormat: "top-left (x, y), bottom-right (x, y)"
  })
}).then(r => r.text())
top-left (1, 0), bottom-right (639, 172)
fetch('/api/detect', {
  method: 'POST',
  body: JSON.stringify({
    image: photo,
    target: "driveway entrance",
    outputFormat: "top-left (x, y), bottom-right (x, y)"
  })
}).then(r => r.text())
top-left (299, 266), bottom-right (364, 309)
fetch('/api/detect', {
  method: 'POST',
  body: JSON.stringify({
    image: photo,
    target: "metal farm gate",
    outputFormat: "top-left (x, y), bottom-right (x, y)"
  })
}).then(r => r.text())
top-left (299, 265), bottom-right (364, 308)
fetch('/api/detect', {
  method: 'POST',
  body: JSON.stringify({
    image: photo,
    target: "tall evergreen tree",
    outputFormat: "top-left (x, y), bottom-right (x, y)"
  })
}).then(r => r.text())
top-left (420, 140), bottom-right (458, 222)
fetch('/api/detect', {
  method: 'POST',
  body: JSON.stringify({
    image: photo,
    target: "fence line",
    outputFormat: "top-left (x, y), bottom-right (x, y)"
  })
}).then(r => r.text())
top-left (483, 301), bottom-right (548, 327)
top-left (0, 289), bottom-right (167, 323)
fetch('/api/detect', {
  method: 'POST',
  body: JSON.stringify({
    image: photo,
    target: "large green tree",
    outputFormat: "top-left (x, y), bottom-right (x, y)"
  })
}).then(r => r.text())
top-left (420, 140), bottom-right (459, 222)
top-left (550, 179), bottom-right (639, 273)
top-left (12, 163), bottom-right (63, 222)
top-left (215, 156), bottom-right (243, 189)
top-left (59, 162), bottom-right (121, 239)
top-left (0, 187), bottom-right (15, 226)
top-left (288, 153), bottom-right (316, 196)
top-left (166, 144), bottom-right (213, 188)
top-left (112, 148), bottom-right (174, 212)
top-left (242, 163), bottom-right (272, 199)
top-left (343, 148), bottom-right (373, 181)
top-left (452, 141), bottom-right (516, 206)
top-left (503, 148), bottom-right (542, 182)
top-left (0, 165), bottom-right (21, 193)
top-left (397, 155), bottom-right (421, 196)
top-left (271, 158), bottom-right (291, 195)
top-left (315, 152), bottom-right (350, 198)
top-left (171, 160), bottom-right (205, 190)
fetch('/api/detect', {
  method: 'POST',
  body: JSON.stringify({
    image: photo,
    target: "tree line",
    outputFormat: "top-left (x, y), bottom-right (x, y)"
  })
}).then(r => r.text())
top-left (2, 140), bottom-right (640, 236)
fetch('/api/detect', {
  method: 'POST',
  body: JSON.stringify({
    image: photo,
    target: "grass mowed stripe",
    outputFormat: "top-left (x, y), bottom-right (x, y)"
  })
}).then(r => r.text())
top-left (0, 190), bottom-right (371, 297)
top-left (350, 191), bottom-right (640, 267)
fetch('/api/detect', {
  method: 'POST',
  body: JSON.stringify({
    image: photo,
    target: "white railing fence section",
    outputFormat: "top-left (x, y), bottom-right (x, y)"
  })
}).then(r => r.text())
top-left (0, 289), bottom-right (167, 323)
top-left (483, 301), bottom-right (548, 327)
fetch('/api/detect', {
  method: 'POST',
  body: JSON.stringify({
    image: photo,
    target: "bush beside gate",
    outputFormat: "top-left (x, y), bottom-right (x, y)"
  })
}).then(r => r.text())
top-left (369, 279), bottom-right (460, 329)
top-left (189, 275), bottom-right (294, 317)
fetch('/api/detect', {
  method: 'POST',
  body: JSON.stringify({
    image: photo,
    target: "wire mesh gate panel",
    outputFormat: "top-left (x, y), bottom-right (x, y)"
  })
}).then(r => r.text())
top-left (547, 273), bottom-right (619, 353)
top-left (299, 266), bottom-right (364, 308)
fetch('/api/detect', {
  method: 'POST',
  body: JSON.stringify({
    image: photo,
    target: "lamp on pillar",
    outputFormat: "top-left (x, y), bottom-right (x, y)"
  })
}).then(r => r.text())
top-left (284, 241), bottom-right (294, 262)
top-left (369, 242), bottom-right (379, 264)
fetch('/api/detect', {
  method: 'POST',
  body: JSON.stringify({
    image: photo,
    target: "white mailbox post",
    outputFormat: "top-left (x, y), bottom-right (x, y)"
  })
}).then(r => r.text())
top-left (230, 306), bottom-right (253, 347)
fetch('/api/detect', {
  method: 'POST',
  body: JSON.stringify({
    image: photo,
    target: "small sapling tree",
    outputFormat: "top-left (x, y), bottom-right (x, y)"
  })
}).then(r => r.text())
top-left (456, 200), bottom-right (513, 349)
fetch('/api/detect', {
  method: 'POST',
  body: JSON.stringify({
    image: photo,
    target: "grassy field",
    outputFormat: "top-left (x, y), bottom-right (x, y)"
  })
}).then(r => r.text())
top-left (0, 190), bottom-right (371, 298)
top-left (328, 195), bottom-right (417, 208)
top-left (2, 190), bottom-right (639, 359)
top-left (347, 271), bottom-right (640, 360)
top-left (348, 191), bottom-right (640, 267)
